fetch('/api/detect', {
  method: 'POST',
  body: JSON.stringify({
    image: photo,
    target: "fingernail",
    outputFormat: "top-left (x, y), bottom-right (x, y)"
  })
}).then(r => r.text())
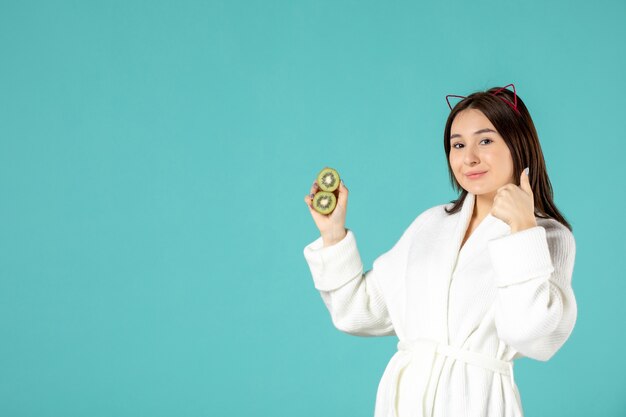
top-left (524, 167), bottom-right (529, 176)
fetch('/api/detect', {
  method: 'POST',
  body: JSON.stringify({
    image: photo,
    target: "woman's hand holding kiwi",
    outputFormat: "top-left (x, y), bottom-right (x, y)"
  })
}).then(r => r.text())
top-left (303, 167), bottom-right (348, 247)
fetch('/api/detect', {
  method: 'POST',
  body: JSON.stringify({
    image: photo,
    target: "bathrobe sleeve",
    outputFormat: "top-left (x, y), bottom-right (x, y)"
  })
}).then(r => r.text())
top-left (487, 222), bottom-right (577, 361)
top-left (303, 211), bottom-right (433, 337)
top-left (302, 229), bottom-right (395, 336)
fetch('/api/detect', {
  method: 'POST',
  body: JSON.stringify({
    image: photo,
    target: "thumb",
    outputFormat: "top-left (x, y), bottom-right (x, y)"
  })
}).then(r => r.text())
top-left (336, 179), bottom-right (348, 205)
top-left (520, 166), bottom-right (532, 195)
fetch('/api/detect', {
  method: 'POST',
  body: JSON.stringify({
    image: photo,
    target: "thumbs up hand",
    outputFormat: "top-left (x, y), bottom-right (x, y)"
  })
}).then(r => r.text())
top-left (490, 167), bottom-right (538, 233)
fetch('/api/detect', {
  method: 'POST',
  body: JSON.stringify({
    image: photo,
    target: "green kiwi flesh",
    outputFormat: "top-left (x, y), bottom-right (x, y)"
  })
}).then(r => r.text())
top-left (316, 167), bottom-right (340, 192)
top-left (312, 191), bottom-right (337, 215)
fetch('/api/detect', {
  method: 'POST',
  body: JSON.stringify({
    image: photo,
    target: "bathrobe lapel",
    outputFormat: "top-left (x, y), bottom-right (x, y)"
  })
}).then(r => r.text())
top-left (407, 192), bottom-right (511, 343)
top-left (384, 192), bottom-right (513, 342)
top-left (438, 192), bottom-right (513, 279)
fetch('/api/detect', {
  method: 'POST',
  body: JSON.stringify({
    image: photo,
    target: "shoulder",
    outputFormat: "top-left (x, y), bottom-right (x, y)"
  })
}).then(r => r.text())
top-left (375, 205), bottom-right (444, 265)
top-left (537, 217), bottom-right (575, 247)
top-left (415, 204), bottom-right (449, 221)
top-left (536, 216), bottom-right (576, 266)
top-left (407, 203), bottom-right (450, 231)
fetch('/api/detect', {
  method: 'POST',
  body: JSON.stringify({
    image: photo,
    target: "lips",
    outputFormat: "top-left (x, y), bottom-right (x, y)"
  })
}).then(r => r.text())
top-left (465, 171), bottom-right (487, 179)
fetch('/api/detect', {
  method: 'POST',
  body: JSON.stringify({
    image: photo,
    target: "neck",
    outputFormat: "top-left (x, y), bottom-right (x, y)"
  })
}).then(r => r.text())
top-left (472, 191), bottom-right (495, 221)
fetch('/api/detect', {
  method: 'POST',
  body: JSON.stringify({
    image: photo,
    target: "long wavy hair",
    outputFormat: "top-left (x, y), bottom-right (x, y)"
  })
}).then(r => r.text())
top-left (443, 86), bottom-right (572, 232)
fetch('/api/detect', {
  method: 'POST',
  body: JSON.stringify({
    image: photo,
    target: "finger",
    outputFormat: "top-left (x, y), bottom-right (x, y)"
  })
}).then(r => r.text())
top-left (305, 192), bottom-right (317, 210)
top-left (306, 195), bottom-right (329, 222)
top-left (336, 179), bottom-right (348, 208)
top-left (306, 180), bottom-right (320, 208)
top-left (304, 194), bottom-right (319, 216)
top-left (519, 167), bottom-right (532, 194)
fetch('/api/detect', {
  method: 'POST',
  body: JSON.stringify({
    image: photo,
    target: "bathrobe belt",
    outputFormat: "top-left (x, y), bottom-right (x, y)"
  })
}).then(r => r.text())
top-left (390, 338), bottom-right (515, 417)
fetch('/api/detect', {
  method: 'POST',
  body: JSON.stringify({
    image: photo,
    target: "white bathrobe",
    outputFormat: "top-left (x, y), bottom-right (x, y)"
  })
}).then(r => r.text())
top-left (302, 191), bottom-right (577, 417)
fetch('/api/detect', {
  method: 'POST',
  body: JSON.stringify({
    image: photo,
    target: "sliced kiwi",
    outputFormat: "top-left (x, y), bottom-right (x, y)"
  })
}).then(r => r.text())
top-left (316, 167), bottom-right (340, 192)
top-left (312, 191), bottom-right (337, 215)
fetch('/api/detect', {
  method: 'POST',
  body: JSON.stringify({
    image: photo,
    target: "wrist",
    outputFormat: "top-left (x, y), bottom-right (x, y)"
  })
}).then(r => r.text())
top-left (511, 219), bottom-right (537, 233)
top-left (322, 228), bottom-right (347, 246)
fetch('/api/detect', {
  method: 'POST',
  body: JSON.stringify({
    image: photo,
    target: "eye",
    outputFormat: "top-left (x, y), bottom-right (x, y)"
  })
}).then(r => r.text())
top-left (452, 138), bottom-right (493, 149)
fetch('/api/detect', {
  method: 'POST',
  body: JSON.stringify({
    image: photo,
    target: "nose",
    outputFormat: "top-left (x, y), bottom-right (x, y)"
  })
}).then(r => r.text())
top-left (463, 145), bottom-right (480, 166)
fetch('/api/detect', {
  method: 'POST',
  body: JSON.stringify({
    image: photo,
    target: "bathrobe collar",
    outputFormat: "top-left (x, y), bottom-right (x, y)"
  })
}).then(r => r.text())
top-left (403, 191), bottom-right (511, 342)
top-left (447, 191), bottom-right (511, 276)
top-left (383, 191), bottom-right (513, 342)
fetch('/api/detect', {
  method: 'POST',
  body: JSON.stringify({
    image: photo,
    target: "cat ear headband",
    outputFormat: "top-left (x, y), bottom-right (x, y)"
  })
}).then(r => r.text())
top-left (446, 83), bottom-right (521, 115)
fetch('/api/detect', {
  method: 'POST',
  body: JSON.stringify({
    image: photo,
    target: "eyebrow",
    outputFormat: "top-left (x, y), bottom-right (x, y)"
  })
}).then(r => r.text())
top-left (449, 128), bottom-right (497, 140)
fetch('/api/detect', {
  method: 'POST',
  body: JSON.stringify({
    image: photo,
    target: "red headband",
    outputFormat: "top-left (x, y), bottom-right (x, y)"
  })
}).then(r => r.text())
top-left (446, 83), bottom-right (521, 115)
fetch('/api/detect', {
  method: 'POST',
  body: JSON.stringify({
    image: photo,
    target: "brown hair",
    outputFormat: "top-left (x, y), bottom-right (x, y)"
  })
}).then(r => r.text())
top-left (443, 86), bottom-right (573, 232)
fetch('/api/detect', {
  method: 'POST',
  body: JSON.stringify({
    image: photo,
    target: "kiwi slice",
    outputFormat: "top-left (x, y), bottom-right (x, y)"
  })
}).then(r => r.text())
top-left (316, 167), bottom-right (340, 192)
top-left (312, 191), bottom-right (337, 215)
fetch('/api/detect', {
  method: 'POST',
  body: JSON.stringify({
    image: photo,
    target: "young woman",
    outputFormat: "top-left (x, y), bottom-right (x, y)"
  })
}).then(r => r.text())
top-left (302, 84), bottom-right (577, 417)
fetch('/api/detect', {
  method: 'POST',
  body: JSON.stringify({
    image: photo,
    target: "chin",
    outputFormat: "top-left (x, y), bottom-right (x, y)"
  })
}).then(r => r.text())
top-left (461, 184), bottom-right (496, 196)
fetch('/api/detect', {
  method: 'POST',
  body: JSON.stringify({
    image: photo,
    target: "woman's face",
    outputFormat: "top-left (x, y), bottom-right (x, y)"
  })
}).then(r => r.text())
top-left (448, 108), bottom-right (515, 199)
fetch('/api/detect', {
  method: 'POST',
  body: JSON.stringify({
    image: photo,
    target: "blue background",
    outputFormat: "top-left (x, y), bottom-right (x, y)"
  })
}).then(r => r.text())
top-left (1, 0), bottom-right (624, 416)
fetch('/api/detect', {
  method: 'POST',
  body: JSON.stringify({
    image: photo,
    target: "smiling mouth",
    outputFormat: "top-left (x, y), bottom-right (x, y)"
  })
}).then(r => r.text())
top-left (466, 171), bottom-right (487, 178)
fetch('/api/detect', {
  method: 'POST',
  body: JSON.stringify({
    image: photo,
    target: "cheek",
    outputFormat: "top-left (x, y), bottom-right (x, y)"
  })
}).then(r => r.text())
top-left (482, 152), bottom-right (503, 169)
top-left (449, 153), bottom-right (460, 168)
